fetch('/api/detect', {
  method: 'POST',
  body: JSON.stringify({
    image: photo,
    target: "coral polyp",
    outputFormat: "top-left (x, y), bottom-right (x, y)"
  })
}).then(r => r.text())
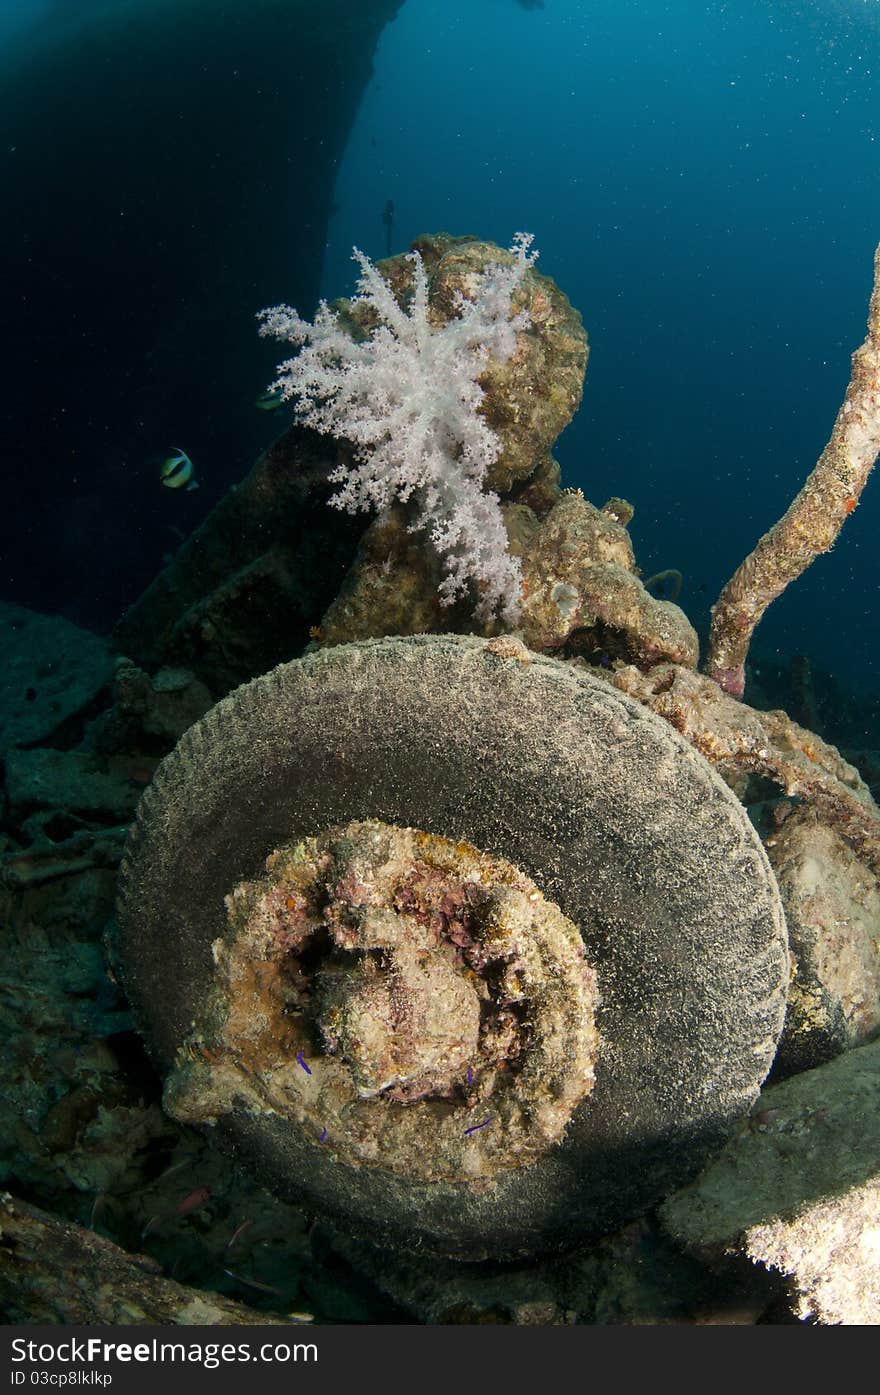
top-left (165, 820), bottom-right (600, 1185)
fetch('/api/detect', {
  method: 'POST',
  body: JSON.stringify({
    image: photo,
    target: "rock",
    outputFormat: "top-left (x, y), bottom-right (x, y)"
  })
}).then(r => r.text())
top-left (90, 663), bottom-right (214, 753)
top-left (516, 491), bottom-right (698, 665)
top-left (661, 1039), bottom-right (880, 1325)
top-left (316, 505), bottom-right (454, 646)
top-left (4, 749), bottom-right (140, 823)
top-left (327, 1213), bottom-right (773, 1324)
top-left (0, 824), bottom-right (128, 890)
top-left (610, 661), bottom-right (880, 877)
top-left (0, 1194), bottom-right (310, 1326)
top-left (0, 603), bottom-right (115, 751)
top-left (317, 489), bottom-right (699, 673)
top-left (763, 806), bottom-right (880, 1076)
top-left (347, 233), bottom-right (589, 495)
top-left (508, 452), bottom-right (562, 516)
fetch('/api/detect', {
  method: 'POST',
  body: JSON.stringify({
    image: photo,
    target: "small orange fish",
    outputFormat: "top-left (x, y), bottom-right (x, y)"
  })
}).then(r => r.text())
top-left (173, 1185), bottom-right (212, 1217)
top-left (142, 1186), bottom-right (212, 1239)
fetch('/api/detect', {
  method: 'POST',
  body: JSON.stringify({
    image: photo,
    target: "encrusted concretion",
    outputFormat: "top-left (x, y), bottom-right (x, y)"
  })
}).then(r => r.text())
top-left (165, 820), bottom-right (599, 1184)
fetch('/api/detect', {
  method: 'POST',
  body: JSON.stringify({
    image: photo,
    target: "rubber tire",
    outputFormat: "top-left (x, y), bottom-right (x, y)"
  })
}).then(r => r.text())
top-left (116, 635), bottom-right (788, 1260)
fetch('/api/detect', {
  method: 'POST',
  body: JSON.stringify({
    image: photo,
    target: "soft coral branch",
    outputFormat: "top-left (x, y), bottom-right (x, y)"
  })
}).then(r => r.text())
top-left (257, 234), bottom-right (537, 626)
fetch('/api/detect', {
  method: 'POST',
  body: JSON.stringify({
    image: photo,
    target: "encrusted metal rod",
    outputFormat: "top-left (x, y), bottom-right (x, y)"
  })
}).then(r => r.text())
top-left (706, 243), bottom-right (880, 699)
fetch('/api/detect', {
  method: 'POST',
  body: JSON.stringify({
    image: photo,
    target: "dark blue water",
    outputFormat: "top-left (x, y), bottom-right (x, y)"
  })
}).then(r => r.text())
top-left (2, 0), bottom-right (880, 697)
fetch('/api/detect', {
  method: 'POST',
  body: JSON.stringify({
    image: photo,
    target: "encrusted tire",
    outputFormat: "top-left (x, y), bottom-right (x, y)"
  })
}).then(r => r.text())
top-left (116, 635), bottom-right (788, 1259)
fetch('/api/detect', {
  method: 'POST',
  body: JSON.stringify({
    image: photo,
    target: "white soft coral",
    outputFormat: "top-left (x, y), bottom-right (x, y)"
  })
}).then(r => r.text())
top-left (257, 233), bottom-right (537, 626)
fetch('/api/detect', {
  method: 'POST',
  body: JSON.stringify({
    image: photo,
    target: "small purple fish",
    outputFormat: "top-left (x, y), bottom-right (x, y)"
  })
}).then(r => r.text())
top-left (297, 1050), bottom-right (312, 1075)
top-left (463, 1117), bottom-right (491, 1137)
top-left (319, 1127), bottom-right (327, 1143)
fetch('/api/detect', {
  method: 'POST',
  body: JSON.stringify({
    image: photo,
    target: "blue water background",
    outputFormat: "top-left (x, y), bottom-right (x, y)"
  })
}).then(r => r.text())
top-left (3, 0), bottom-right (880, 695)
